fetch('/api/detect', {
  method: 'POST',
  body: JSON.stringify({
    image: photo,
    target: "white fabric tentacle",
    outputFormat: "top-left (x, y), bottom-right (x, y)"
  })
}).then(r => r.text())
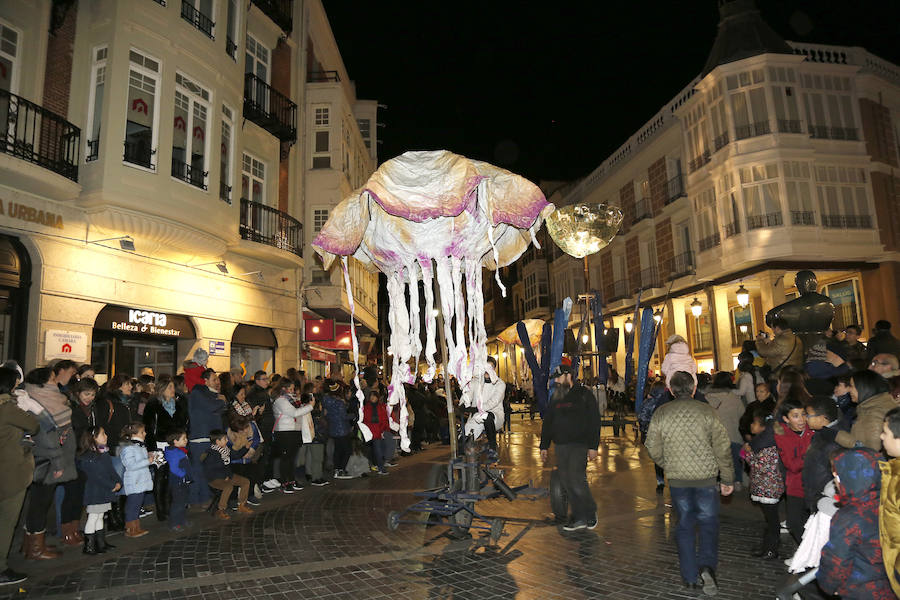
top-left (419, 257), bottom-right (437, 383)
top-left (340, 256), bottom-right (372, 442)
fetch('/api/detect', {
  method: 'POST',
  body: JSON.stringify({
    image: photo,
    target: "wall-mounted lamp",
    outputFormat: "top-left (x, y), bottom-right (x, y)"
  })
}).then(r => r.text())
top-left (739, 324), bottom-right (749, 334)
top-left (238, 271), bottom-right (264, 282)
top-left (653, 308), bottom-right (663, 324)
top-left (194, 260), bottom-right (229, 274)
top-left (89, 235), bottom-right (135, 251)
top-left (582, 333), bottom-right (590, 344)
top-left (736, 282), bottom-right (750, 308)
top-left (690, 297), bottom-right (703, 318)
top-left (624, 317), bottom-right (634, 333)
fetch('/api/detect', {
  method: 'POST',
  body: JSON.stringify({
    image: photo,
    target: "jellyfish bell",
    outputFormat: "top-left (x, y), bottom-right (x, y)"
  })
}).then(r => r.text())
top-left (546, 203), bottom-right (623, 259)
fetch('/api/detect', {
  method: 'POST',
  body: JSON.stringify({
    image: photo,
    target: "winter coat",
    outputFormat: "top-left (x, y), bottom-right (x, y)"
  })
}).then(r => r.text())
top-left (818, 448), bottom-right (894, 599)
top-left (245, 384), bottom-right (274, 440)
top-left (637, 387), bottom-right (670, 434)
top-left (272, 394), bottom-right (312, 433)
top-left (95, 391), bottom-right (132, 451)
top-left (539, 385), bottom-right (601, 450)
top-left (746, 425), bottom-right (782, 502)
top-left (119, 438), bottom-right (154, 494)
top-left (878, 456), bottom-right (900, 597)
top-left (143, 397), bottom-right (189, 450)
top-left (736, 368), bottom-right (763, 407)
top-left (0, 395), bottom-right (39, 500)
top-left (187, 384), bottom-right (225, 440)
top-left (802, 424), bottom-right (841, 511)
top-left (836, 392), bottom-right (899, 452)
top-left (660, 341), bottom-right (697, 387)
top-left (183, 361), bottom-right (205, 392)
top-left (70, 401), bottom-right (99, 441)
top-left (78, 451), bottom-right (121, 505)
top-left (867, 331), bottom-right (900, 362)
top-left (705, 388), bottom-right (744, 445)
top-left (645, 396), bottom-right (733, 487)
top-left (31, 418), bottom-right (77, 485)
top-left (774, 422), bottom-right (814, 498)
top-left (202, 445), bottom-right (231, 481)
top-left (363, 401), bottom-right (390, 440)
top-left (227, 422), bottom-right (261, 464)
top-left (756, 329), bottom-right (803, 372)
top-left (164, 446), bottom-right (192, 481)
top-left (323, 394), bottom-right (352, 438)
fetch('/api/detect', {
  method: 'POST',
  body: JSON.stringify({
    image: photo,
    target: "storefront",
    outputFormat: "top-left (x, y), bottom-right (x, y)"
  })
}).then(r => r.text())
top-left (230, 324), bottom-right (277, 379)
top-left (91, 305), bottom-right (196, 378)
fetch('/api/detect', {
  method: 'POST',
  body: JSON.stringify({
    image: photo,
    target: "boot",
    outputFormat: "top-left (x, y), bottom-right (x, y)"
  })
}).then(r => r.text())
top-left (124, 520), bottom-right (148, 538)
top-left (106, 497), bottom-right (126, 532)
top-left (23, 530), bottom-right (61, 560)
top-left (95, 528), bottom-right (114, 552)
top-left (60, 521), bottom-right (84, 546)
top-left (82, 532), bottom-right (98, 555)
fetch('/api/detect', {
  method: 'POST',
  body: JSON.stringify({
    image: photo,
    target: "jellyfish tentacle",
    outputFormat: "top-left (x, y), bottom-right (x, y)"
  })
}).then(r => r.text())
top-left (340, 257), bottom-right (371, 441)
top-left (419, 257), bottom-right (437, 383)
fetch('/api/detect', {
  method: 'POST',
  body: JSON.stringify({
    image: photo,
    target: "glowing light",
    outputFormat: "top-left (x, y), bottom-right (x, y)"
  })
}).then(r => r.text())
top-left (653, 309), bottom-right (663, 324)
top-left (501, 351), bottom-right (508, 358)
top-left (624, 317), bottom-right (634, 334)
top-left (739, 324), bottom-right (748, 334)
top-left (546, 204), bottom-right (623, 258)
top-left (582, 333), bottom-right (589, 344)
top-left (736, 283), bottom-right (750, 308)
top-left (312, 326), bottom-right (320, 334)
top-left (690, 297), bottom-right (703, 318)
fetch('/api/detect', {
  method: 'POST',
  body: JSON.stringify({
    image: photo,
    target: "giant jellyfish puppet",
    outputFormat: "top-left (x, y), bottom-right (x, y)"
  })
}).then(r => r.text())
top-left (312, 150), bottom-right (554, 451)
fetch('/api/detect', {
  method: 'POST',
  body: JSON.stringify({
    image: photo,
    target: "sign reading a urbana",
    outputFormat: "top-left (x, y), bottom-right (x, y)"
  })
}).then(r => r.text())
top-left (0, 199), bottom-right (64, 229)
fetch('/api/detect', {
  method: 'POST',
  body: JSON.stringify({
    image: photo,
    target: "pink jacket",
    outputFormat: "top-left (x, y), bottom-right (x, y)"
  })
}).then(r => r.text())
top-left (661, 341), bottom-right (698, 387)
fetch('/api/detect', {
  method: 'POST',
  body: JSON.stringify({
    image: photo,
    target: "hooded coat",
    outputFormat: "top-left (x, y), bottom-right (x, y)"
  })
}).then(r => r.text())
top-left (660, 340), bottom-right (697, 388)
top-left (818, 448), bottom-right (894, 599)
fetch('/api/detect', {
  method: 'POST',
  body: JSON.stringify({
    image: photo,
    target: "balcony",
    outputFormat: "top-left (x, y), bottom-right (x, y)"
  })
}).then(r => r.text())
top-left (633, 198), bottom-right (652, 224)
top-left (609, 279), bottom-right (630, 302)
top-left (307, 70), bottom-right (341, 83)
top-left (735, 120), bottom-right (771, 140)
top-left (243, 73), bottom-right (297, 143)
top-left (239, 198), bottom-right (303, 258)
top-left (665, 173), bottom-right (686, 205)
top-left (171, 157), bottom-right (207, 190)
top-left (778, 119), bottom-right (803, 134)
top-left (251, 0), bottom-right (293, 34)
top-left (724, 221), bottom-right (740, 238)
top-left (633, 267), bottom-right (660, 293)
top-left (226, 37), bottom-right (237, 60)
top-left (822, 214), bottom-right (873, 229)
top-left (219, 180), bottom-right (231, 204)
top-left (790, 210), bottom-right (816, 226)
top-left (698, 232), bottom-right (721, 252)
top-left (0, 89), bottom-right (80, 181)
top-left (688, 149), bottom-right (710, 173)
top-left (123, 140), bottom-right (156, 170)
top-left (810, 125), bottom-right (859, 141)
top-left (181, 1), bottom-right (215, 39)
top-left (746, 211), bottom-right (784, 231)
top-left (666, 251), bottom-right (695, 280)
top-left (713, 132), bottom-right (729, 152)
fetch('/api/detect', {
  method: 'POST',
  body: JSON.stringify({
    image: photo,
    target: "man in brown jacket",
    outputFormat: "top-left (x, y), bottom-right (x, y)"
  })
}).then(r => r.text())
top-left (756, 317), bottom-right (803, 374)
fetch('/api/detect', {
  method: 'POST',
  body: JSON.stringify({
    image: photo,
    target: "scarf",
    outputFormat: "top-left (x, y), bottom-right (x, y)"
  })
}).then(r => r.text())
top-left (98, 444), bottom-right (109, 454)
top-left (161, 397), bottom-right (176, 417)
top-left (25, 383), bottom-right (72, 427)
top-left (232, 399), bottom-right (252, 416)
top-left (211, 443), bottom-right (230, 465)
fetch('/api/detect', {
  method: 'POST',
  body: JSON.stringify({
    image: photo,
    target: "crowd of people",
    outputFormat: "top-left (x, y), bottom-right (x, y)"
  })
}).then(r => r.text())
top-left (637, 319), bottom-right (900, 598)
top-left (0, 348), bottom-right (439, 586)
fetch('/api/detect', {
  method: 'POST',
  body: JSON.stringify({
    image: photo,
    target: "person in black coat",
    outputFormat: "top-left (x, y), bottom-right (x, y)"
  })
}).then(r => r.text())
top-left (76, 426), bottom-right (122, 554)
top-left (96, 373), bottom-right (133, 453)
top-left (70, 378), bottom-right (100, 441)
top-left (801, 395), bottom-right (842, 512)
top-left (143, 374), bottom-right (188, 521)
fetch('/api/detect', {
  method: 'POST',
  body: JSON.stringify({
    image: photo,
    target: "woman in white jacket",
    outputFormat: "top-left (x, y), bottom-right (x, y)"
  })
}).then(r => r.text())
top-left (271, 379), bottom-right (312, 493)
top-left (660, 335), bottom-right (697, 388)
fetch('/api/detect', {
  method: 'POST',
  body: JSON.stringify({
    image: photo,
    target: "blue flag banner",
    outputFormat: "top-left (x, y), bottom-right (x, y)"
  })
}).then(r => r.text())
top-left (634, 307), bottom-right (658, 416)
top-left (593, 292), bottom-right (608, 385)
top-left (624, 290), bottom-right (642, 388)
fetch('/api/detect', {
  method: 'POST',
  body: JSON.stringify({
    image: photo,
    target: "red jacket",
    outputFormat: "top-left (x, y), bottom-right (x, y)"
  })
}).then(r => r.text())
top-left (183, 362), bottom-right (205, 392)
top-left (363, 402), bottom-right (390, 440)
top-left (774, 423), bottom-right (814, 498)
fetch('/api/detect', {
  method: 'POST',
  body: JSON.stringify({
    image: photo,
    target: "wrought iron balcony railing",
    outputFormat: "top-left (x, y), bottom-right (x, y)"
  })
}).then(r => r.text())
top-left (609, 279), bottom-right (630, 302)
top-left (790, 210), bottom-right (816, 226)
top-left (243, 72), bottom-right (297, 143)
top-left (822, 214), bottom-right (873, 229)
top-left (633, 198), bottom-right (652, 224)
top-left (307, 70), bottom-right (341, 83)
top-left (746, 211), bottom-right (784, 230)
top-left (181, 0), bottom-right (215, 39)
top-left (698, 232), bottom-right (721, 252)
top-left (239, 198), bottom-right (303, 257)
top-left (735, 121), bottom-right (771, 140)
top-left (778, 119), bottom-right (802, 134)
top-left (226, 37), bottom-right (237, 60)
top-left (0, 89), bottom-right (80, 181)
top-left (810, 125), bottom-right (859, 141)
top-left (724, 221), bottom-right (740, 238)
top-left (665, 173), bottom-right (686, 204)
top-left (713, 132), bottom-right (729, 152)
top-left (634, 267), bottom-right (660, 292)
top-left (219, 181), bottom-right (231, 204)
top-left (124, 140), bottom-right (155, 169)
top-left (171, 157), bottom-right (207, 190)
top-left (688, 149), bottom-right (711, 173)
top-left (666, 251), bottom-right (695, 280)
top-left (250, 0), bottom-right (293, 34)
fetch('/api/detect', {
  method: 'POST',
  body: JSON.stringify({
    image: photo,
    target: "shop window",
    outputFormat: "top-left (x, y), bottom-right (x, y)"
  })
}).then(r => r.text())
top-left (822, 279), bottom-right (863, 332)
top-left (692, 314), bottom-right (713, 353)
top-left (730, 304), bottom-right (754, 346)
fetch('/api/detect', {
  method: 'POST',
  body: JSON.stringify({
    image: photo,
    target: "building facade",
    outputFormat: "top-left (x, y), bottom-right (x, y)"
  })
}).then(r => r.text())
top-left (0, 0), bottom-right (376, 380)
top-left (487, 0), bottom-right (900, 380)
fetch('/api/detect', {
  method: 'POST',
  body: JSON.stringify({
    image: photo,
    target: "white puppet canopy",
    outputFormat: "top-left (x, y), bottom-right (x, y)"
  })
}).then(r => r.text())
top-left (312, 150), bottom-right (554, 451)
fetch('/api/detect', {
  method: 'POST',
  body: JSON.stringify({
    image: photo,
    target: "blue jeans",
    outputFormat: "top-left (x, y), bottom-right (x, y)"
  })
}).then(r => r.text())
top-left (188, 441), bottom-right (212, 504)
top-left (730, 442), bottom-right (743, 484)
top-left (669, 485), bottom-right (720, 583)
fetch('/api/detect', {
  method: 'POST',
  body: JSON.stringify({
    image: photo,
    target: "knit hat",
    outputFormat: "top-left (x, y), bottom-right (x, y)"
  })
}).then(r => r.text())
top-left (665, 334), bottom-right (687, 347)
top-left (550, 364), bottom-right (572, 379)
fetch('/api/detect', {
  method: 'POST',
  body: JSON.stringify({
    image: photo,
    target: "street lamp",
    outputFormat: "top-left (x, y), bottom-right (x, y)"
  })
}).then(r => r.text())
top-left (653, 308), bottom-right (663, 324)
top-left (736, 282), bottom-right (750, 308)
top-left (624, 317), bottom-right (634, 333)
top-left (690, 297), bottom-right (703, 318)
top-left (582, 333), bottom-right (590, 344)
top-left (739, 324), bottom-right (749, 334)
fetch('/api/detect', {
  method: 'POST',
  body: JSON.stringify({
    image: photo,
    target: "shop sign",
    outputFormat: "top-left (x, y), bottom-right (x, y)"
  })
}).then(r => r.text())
top-left (94, 305), bottom-right (196, 339)
top-left (44, 330), bottom-right (87, 362)
top-left (209, 340), bottom-right (226, 355)
top-left (0, 199), bottom-right (64, 230)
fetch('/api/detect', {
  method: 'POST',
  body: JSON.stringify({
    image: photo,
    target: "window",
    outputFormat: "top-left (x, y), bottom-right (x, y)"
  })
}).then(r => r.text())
top-left (124, 49), bottom-right (160, 169)
top-left (219, 104), bottom-right (233, 203)
top-left (726, 69), bottom-right (770, 139)
top-left (171, 72), bottom-right (211, 189)
top-left (181, 0), bottom-right (215, 39)
top-left (708, 80), bottom-right (729, 150)
top-left (524, 269), bottom-right (548, 313)
top-left (693, 187), bottom-right (718, 249)
top-left (801, 74), bottom-right (857, 140)
top-left (85, 46), bottom-right (107, 161)
top-left (692, 314), bottom-right (713, 353)
top-left (357, 118), bottom-right (371, 148)
top-left (730, 304), bottom-right (754, 346)
top-left (245, 34), bottom-right (269, 82)
top-left (0, 21), bottom-right (19, 94)
top-left (312, 108), bottom-right (330, 169)
top-left (815, 165), bottom-right (870, 228)
top-left (685, 102), bottom-right (710, 171)
top-left (241, 153), bottom-right (266, 205)
top-left (739, 163), bottom-right (783, 229)
top-left (822, 280), bottom-right (863, 332)
top-left (314, 106), bottom-right (329, 126)
top-left (311, 268), bottom-right (330, 285)
top-left (342, 118), bottom-right (352, 176)
top-left (225, 0), bottom-right (238, 59)
top-left (313, 209), bottom-right (329, 233)
top-left (783, 161), bottom-right (814, 225)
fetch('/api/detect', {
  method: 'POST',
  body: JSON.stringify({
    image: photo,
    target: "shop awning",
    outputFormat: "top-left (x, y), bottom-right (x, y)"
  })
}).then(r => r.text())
top-left (94, 305), bottom-right (196, 339)
top-left (304, 346), bottom-right (336, 362)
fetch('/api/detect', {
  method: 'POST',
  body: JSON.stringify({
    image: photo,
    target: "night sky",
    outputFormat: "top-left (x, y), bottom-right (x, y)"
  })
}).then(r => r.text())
top-left (325, 1), bottom-right (900, 184)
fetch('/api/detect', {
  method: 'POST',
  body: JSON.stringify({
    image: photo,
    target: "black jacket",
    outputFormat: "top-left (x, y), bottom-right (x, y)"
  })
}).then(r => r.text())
top-left (802, 424), bottom-right (840, 511)
top-left (78, 451), bottom-right (122, 505)
top-left (70, 401), bottom-right (99, 441)
top-left (143, 397), bottom-right (189, 449)
top-left (96, 392), bottom-right (132, 451)
top-left (539, 384), bottom-right (600, 450)
top-left (202, 446), bottom-right (231, 481)
top-left (246, 384), bottom-right (274, 439)
top-left (868, 330), bottom-right (900, 361)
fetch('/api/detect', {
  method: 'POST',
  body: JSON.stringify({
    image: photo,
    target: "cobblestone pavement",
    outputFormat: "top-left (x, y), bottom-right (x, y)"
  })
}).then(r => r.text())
top-left (3, 417), bottom-right (796, 599)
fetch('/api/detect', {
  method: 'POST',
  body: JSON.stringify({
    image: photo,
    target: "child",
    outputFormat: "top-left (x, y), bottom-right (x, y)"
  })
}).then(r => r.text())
top-left (879, 407), bottom-right (900, 597)
top-left (660, 334), bottom-right (697, 388)
top-left (801, 396), bottom-right (841, 513)
top-left (163, 429), bottom-right (192, 531)
top-left (818, 448), bottom-right (894, 599)
top-left (773, 396), bottom-right (814, 544)
top-left (203, 430), bottom-right (252, 520)
top-left (227, 414), bottom-right (263, 506)
top-left (744, 407), bottom-right (783, 559)
top-left (343, 437), bottom-right (372, 479)
top-left (119, 421), bottom-right (155, 538)
top-left (739, 382), bottom-right (776, 441)
top-left (76, 426), bottom-right (122, 554)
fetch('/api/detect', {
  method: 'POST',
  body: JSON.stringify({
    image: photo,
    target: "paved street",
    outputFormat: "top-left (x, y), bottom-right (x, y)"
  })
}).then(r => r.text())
top-left (4, 417), bottom-right (794, 600)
